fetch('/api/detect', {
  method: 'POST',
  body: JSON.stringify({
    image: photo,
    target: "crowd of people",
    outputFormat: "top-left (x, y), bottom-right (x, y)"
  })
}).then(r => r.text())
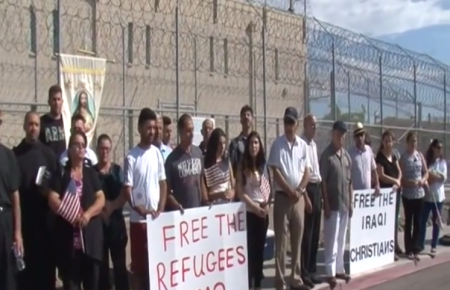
top-left (0, 84), bottom-right (447, 290)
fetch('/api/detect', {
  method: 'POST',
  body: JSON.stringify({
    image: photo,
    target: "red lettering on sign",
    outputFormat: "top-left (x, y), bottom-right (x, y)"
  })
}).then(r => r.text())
top-left (191, 217), bottom-right (208, 243)
top-left (180, 221), bottom-right (189, 247)
top-left (215, 212), bottom-right (246, 236)
top-left (156, 262), bottom-right (167, 290)
top-left (236, 211), bottom-right (245, 232)
top-left (181, 256), bottom-right (190, 282)
top-left (162, 225), bottom-right (175, 252)
top-left (162, 217), bottom-right (209, 251)
top-left (170, 259), bottom-right (178, 287)
top-left (157, 246), bottom-right (247, 288)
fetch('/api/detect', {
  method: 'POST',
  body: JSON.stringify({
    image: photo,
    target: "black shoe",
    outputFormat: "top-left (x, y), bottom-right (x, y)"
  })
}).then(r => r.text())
top-left (326, 277), bottom-right (337, 290)
top-left (310, 276), bottom-right (322, 284)
top-left (336, 273), bottom-right (351, 284)
top-left (302, 277), bottom-right (314, 288)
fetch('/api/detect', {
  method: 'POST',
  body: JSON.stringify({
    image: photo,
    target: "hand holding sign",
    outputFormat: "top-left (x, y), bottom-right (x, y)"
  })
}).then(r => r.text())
top-left (147, 203), bottom-right (248, 290)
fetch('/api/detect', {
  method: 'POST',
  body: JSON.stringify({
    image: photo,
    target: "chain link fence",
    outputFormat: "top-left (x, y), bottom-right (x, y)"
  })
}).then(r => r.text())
top-left (1, 0), bottom-right (450, 160)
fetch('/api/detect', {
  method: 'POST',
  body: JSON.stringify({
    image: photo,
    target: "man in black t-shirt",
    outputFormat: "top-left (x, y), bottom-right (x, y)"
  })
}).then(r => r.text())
top-left (39, 85), bottom-right (66, 157)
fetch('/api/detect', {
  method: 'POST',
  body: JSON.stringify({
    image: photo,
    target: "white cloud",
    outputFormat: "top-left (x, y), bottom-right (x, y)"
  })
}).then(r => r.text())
top-left (260, 0), bottom-right (450, 36)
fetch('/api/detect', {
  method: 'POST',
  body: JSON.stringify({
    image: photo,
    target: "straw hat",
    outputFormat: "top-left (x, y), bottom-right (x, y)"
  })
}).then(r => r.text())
top-left (353, 122), bottom-right (365, 136)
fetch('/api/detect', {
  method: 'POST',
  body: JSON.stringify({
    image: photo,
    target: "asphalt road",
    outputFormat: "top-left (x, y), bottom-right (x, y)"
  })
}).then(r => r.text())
top-left (365, 262), bottom-right (450, 290)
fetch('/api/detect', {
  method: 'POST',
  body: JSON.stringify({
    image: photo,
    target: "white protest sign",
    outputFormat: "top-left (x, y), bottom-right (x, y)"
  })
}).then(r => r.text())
top-left (146, 203), bottom-right (248, 290)
top-left (349, 188), bottom-right (397, 275)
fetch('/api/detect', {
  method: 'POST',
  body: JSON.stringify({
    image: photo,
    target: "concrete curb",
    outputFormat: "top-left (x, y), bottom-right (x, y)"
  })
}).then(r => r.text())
top-left (314, 251), bottom-right (450, 290)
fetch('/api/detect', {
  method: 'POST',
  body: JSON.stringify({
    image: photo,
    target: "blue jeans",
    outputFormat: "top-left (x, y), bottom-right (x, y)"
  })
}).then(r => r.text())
top-left (419, 201), bottom-right (443, 249)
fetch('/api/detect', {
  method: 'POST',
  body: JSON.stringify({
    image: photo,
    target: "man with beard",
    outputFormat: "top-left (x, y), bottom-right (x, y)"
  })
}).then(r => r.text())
top-left (198, 118), bottom-right (214, 155)
top-left (229, 105), bottom-right (253, 177)
top-left (13, 111), bottom-right (59, 290)
top-left (39, 85), bottom-right (66, 157)
top-left (153, 115), bottom-right (172, 162)
top-left (0, 110), bottom-right (23, 290)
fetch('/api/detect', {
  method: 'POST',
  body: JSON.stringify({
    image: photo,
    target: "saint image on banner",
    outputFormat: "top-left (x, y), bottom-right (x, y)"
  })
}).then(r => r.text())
top-left (72, 90), bottom-right (96, 132)
top-left (58, 53), bottom-right (107, 146)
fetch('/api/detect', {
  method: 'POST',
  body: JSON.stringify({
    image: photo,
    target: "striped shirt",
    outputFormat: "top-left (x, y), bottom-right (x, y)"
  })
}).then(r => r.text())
top-left (204, 159), bottom-right (230, 203)
top-left (243, 167), bottom-right (271, 204)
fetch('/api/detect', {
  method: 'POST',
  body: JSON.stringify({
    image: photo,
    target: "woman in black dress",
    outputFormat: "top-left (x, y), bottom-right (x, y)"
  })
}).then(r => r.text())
top-left (375, 130), bottom-right (402, 260)
top-left (48, 131), bottom-right (105, 290)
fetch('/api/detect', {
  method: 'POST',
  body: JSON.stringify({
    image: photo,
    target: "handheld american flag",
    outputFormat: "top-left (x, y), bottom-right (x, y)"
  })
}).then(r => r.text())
top-left (259, 171), bottom-right (271, 202)
top-left (57, 179), bottom-right (82, 224)
top-left (204, 163), bottom-right (230, 188)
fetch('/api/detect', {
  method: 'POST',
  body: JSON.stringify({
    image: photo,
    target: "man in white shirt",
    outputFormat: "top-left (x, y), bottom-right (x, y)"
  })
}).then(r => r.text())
top-left (122, 108), bottom-right (167, 290)
top-left (269, 107), bottom-right (312, 290)
top-left (348, 122), bottom-right (380, 192)
top-left (300, 114), bottom-right (322, 287)
top-left (59, 114), bottom-right (97, 166)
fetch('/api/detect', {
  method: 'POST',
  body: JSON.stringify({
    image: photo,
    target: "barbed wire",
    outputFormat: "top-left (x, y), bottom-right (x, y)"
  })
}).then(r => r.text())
top-left (0, 0), bottom-right (449, 158)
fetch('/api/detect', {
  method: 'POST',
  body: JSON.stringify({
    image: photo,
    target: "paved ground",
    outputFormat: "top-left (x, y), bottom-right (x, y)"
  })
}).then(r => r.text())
top-left (365, 262), bottom-right (450, 290)
top-left (258, 226), bottom-right (450, 290)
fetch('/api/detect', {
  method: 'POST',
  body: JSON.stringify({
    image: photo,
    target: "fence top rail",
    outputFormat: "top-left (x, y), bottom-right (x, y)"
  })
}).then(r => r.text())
top-left (0, 102), bottom-right (284, 120)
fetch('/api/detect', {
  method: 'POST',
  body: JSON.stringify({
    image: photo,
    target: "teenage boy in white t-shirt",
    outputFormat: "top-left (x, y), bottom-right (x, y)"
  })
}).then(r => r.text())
top-left (123, 108), bottom-right (167, 290)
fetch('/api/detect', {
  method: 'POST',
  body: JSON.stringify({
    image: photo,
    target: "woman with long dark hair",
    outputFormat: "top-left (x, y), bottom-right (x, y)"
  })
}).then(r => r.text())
top-left (399, 131), bottom-right (428, 261)
top-left (48, 131), bottom-right (105, 290)
top-left (375, 130), bottom-right (402, 260)
top-left (419, 139), bottom-right (447, 254)
top-left (236, 131), bottom-right (270, 290)
top-left (202, 128), bottom-right (235, 204)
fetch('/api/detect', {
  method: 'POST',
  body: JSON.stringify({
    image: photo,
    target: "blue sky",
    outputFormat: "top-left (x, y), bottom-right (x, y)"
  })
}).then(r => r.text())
top-left (254, 0), bottom-right (450, 124)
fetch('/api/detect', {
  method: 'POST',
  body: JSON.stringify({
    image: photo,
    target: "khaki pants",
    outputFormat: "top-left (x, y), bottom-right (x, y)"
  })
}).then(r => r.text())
top-left (273, 193), bottom-right (305, 290)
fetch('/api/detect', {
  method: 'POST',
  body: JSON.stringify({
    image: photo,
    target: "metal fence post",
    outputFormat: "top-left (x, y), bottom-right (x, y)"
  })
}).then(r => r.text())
top-left (330, 42), bottom-right (336, 120)
top-left (56, 0), bottom-right (62, 85)
top-left (122, 27), bottom-right (127, 160)
top-left (378, 55), bottom-right (383, 135)
top-left (262, 5), bottom-right (268, 152)
top-left (175, 0), bottom-right (180, 122)
top-left (413, 64), bottom-right (417, 128)
top-left (444, 74), bottom-right (448, 156)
